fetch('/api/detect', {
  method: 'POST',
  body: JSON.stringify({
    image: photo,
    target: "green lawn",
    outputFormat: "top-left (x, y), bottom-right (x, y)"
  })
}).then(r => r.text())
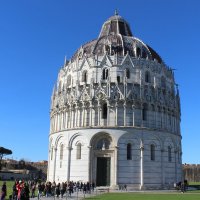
top-left (86, 192), bottom-right (200, 200)
top-left (189, 182), bottom-right (200, 185)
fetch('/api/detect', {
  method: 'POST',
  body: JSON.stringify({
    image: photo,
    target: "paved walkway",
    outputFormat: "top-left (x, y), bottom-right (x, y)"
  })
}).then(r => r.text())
top-left (32, 189), bottom-right (108, 200)
top-left (31, 188), bottom-right (183, 200)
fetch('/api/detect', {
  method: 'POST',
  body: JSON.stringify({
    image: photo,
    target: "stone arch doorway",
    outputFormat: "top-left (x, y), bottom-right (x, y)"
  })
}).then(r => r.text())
top-left (90, 132), bottom-right (116, 187)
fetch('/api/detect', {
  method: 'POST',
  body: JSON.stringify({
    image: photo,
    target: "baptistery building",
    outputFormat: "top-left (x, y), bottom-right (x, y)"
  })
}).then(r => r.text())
top-left (48, 12), bottom-right (182, 189)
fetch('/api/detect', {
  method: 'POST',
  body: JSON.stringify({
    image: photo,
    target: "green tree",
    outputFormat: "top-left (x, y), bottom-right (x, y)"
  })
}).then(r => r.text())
top-left (0, 147), bottom-right (12, 170)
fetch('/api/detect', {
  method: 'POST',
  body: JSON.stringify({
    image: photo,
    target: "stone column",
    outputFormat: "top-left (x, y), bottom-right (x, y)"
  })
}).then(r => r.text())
top-left (64, 110), bottom-right (67, 130)
top-left (75, 105), bottom-right (78, 127)
top-left (174, 116), bottom-right (177, 133)
top-left (58, 113), bottom-right (61, 131)
top-left (51, 115), bottom-right (54, 132)
top-left (107, 102), bottom-right (110, 126)
top-left (66, 109), bottom-right (68, 129)
top-left (81, 103), bottom-right (84, 127)
top-left (140, 141), bottom-right (144, 190)
top-left (69, 107), bottom-right (72, 128)
top-left (161, 149), bottom-right (165, 187)
top-left (123, 102), bottom-right (126, 126)
top-left (174, 150), bottom-right (177, 183)
top-left (67, 146), bottom-right (72, 182)
top-left (88, 146), bottom-right (92, 182)
top-left (82, 103), bottom-right (85, 127)
top-left (89, 102), bottom-right (93, 126)
top-left (47, 147), bottom-right (51, 181)
top-left (60, 112), bottom-right (63, 130)
top-left (53, 147), bottom-right (57, 182)
top-left (141, 104), bottom-right (144, 127)
top-left (114, 146), bottom-right (119, 186)
top-left (172, 116), bottom-right (175, 133)
top-left (50, 116), bottom-right (52, 133)
top-left (161, 108), bottom-right (164, 129)
top-left (62, 111), bottom-right (65, 130)
top-left (54, 115), bottom-right (57, 132)
top-left (77, 108), bottom-right (80, 127)
top-left (155, 106), bottom-right (158, 129)
top-left (97, 101), bottom-right (101, 126)
top-left (115, 102), bottom-right (118, 126)
top-left (73, 107), bottom-right (75, 128)
top-left (132, 104), bottom-right (135, 127)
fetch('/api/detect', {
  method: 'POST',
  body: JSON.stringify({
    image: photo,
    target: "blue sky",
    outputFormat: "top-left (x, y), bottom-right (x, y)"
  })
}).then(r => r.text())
top-left (0, 0), bottom-right (199, 163)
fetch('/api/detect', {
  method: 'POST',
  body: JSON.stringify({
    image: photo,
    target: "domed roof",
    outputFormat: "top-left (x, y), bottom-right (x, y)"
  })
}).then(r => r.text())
top-left (71, 12), bottom-right (163, 64)
top-left (99, 11), bottom-right (133, 37)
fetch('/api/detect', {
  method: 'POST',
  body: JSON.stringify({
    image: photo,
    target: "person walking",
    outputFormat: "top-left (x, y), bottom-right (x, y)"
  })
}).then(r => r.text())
top-left (1, 182), bottom-right (7, 200)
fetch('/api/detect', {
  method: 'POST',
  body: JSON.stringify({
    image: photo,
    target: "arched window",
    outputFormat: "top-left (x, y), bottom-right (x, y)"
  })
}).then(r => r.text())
top-left (137, 47), bottom-right (141, 57)
top-left (82, 70), bottom-right (88, 83)
top-left (127, 143), bottom-right (132, 160)
top-left (97, 138), bottom-right (110, 150)
top-left (145, 71), bottom-right (151, 83)
top-left (60, 144), bottom-right (63, 160)
top-left (142, 104), bottom-right (148, 121)
top-left (76, 143), bottom-right (81, 159)
top-left (102, 68), bottom-right (109, 80)
top-left (168, 146), bottom-right (172, 162)
top-left (150, 144), bottom-right (155, 161)
top-left (102, 103), bottom-right (107, 119)
top-left (142, 51), bottom-right (147, 58)
top-left (126, 68), bottom-right (130, 79)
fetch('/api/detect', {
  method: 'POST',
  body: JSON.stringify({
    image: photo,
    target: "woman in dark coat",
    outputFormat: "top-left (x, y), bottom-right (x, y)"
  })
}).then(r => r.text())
top-left (0, 182), bottom-right (7, 200)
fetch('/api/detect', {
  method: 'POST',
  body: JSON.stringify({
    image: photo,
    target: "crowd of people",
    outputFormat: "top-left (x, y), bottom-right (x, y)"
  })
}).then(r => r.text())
top-left (0, 178), bottom-right (191, 200)
top-left (1, 180), bottom-right (96, 200)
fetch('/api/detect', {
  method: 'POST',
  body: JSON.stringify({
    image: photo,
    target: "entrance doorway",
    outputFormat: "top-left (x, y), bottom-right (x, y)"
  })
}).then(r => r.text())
top-left (96, 157), bottom-right (111, 186)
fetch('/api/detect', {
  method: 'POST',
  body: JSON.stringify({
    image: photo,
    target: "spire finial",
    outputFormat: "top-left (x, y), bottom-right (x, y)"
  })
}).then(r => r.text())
top-left (64, 55), bottom-right (67, 64)
top-left (115, 9), bottom-right (118, 16)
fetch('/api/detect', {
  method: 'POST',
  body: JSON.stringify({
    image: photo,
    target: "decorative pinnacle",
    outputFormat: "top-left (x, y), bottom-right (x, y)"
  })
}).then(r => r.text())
top-left (115, 9), bottom-right (118, 16)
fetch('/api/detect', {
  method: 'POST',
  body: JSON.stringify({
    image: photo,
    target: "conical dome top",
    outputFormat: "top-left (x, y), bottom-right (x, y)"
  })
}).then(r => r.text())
top-left (99, 11), bottom-right (133, 38)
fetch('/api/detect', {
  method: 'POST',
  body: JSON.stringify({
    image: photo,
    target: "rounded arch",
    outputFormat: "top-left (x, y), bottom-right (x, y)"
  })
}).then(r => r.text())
top-left (55, 134), bottom-right (64, 148)
top-left (90, 132), bottom-right (115, 150)
top-left (117, 132), bottom-right (140, 148)
top-left (75, 140), bottom-right (84, 146)
top-left (163, 137), bottom-right (176, 151)
top-left (68, 132), bottom-right (88, 148)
